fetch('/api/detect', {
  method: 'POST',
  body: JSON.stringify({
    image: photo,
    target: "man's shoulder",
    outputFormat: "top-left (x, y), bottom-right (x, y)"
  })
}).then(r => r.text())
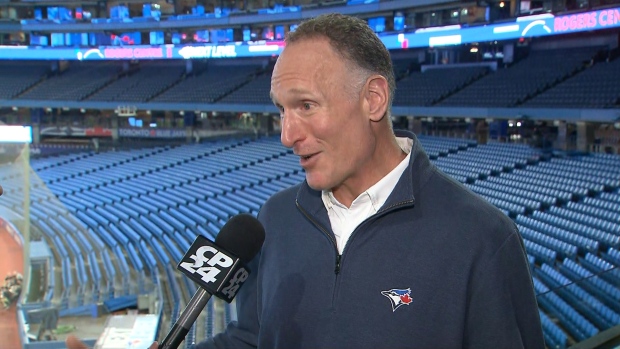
top-left (425, 168), bottom-right (518, 240)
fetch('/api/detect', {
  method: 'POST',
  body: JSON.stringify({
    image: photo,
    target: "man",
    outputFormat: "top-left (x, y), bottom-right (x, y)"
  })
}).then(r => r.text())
top-left (68, 13), bottom-right (544, 349)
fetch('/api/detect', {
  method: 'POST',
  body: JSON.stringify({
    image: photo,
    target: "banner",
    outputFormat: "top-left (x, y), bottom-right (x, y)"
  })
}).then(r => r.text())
top-left (0, 41), bottom-right (285, 61)
top-left (40, 126), bottom-right (112, 137)
top-left (118, 128), bottom-right (186, 138)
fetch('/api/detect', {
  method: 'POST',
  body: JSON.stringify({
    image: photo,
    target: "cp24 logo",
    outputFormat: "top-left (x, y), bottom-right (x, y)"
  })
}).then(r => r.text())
top-left (221, 268), bottom-right (249, 300)
top-left (180, 245), bottom-right (249, 299)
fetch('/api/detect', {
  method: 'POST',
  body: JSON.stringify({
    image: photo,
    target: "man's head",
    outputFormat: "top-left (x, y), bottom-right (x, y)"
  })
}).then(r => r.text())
top-left (270, 13), bottom-right (400, 200)
top-left (285, 13), bottom-right (395, 113)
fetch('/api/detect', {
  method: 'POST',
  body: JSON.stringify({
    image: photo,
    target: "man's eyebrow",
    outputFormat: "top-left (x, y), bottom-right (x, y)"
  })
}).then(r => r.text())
top-left (288, 88), bottom-right (312, 96)
top-left (270, 88), bottom-right (314, 105)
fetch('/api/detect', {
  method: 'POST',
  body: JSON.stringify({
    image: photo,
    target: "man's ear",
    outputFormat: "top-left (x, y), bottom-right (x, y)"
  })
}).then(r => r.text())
top-left (365, 75), bottom-right (389, 123)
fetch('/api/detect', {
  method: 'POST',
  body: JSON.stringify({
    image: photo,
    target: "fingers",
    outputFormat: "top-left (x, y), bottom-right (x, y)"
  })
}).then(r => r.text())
top-left (149, 341), bottom-right (159, 349)
top-left (65, 335), bottom-right (90, 349)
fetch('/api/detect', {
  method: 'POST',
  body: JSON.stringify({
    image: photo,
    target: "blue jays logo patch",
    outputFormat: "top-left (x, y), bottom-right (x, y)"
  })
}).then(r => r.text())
top-left (381, 288), bottom-right (413, 312)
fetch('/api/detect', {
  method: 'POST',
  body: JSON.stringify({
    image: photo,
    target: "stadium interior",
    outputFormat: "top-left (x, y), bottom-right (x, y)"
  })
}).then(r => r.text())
top-left (0, 0), bottom-right (620, 348)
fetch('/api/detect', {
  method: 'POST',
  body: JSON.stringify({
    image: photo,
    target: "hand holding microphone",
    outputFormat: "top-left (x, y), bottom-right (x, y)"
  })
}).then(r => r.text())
top-left (160, 213), bottom-right (265, 349)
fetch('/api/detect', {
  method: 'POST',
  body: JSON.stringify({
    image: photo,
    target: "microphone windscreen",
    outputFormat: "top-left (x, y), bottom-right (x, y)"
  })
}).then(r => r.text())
top-left (215, 213), bottom-right (265, 264)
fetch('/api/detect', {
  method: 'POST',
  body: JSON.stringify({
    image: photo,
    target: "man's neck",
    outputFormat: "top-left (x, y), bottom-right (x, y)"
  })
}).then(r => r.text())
top-left (331, 137), bottom-right (407, 208)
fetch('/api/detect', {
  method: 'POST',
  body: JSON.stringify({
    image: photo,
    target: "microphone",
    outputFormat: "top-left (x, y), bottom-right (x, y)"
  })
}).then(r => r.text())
top-left (159, 214), bottom-right (265, 349)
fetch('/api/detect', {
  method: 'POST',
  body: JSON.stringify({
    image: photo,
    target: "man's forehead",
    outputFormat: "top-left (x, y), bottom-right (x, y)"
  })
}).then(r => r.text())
top-left (273, 42), bottom-right (337, 79)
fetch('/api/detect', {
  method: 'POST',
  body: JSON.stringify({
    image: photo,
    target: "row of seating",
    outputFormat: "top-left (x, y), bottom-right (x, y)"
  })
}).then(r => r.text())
top-left (467, 183), bottom-right (541, 212)
top-left (438, 47), bottom-right (602, 107)
top-left (475, 179), bottom-right (557, 207)
top-left (599, 191), bottom-right (620, 204)
top-left (515, 215), bottom-right (600, 254)
top-left (547, 206), bottom-right (620, 235)
top-left (546, 158), bottom-right (620, 178)
top-left (518, 225), bottom-right (578, 260)
top-left (539, 310), bottom-right (568, 349)
top-left (525, 56), bottom-right (620, 109)
top-left (523, 238), bottom-right (557, 264)
top-left (536, 264), bottom-right (619, 338)
top-left (533, 276), bottom-right (600, 342)
top-left (559, 258), bottom-right (620, 314)
top-left (531, 211), bottom-right (620, 249)
top-left (501, 171), bottom-right (590, 198)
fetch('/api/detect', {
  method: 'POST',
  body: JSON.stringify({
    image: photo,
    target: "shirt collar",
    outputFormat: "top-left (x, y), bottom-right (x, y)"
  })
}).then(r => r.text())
top-left (321, 136), bottom-right (413, 211)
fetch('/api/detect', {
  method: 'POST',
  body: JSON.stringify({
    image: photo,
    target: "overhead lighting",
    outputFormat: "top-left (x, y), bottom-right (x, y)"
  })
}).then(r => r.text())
top-left (470, 47), bottom-right (479, 53)
top-left (499, 1), bottom-right (505, 7)
top-left (429, 35), bottom-right (462, 47)
top-left (516, 13), bottom-right (554, 22)
top-left (416, 24), bottom-right (461, 33)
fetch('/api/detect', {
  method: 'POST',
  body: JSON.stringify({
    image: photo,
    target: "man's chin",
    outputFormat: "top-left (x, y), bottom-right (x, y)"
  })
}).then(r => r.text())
top-left (305, 176), bottom-right (331, 192)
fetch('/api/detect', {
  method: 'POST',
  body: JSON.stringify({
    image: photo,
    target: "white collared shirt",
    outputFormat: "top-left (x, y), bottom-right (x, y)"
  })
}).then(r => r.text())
top-left (321, 137), bottom-right (413, 254)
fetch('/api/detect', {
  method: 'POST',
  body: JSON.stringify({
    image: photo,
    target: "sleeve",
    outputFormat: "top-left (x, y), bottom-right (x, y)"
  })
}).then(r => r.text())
top-left (191, 250), bottom-right (261, 349)
top-left (463, 227), bottom-right (546, 349)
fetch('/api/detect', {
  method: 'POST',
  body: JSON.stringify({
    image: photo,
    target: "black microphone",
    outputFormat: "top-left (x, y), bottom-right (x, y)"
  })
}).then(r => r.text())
top-left (159, 214), bottom-right (265, 349)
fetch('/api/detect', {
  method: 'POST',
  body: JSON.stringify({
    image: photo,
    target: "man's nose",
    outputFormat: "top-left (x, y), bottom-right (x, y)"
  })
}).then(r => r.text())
top-left (280, 113), bottom-right (304, 149)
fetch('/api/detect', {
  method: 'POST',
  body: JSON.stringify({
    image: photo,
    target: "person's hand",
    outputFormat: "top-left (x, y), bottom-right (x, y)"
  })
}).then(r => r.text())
top-left (66, 335), bottom-right (159, 349)
top-left (65, 336), bottom-right (89, 349)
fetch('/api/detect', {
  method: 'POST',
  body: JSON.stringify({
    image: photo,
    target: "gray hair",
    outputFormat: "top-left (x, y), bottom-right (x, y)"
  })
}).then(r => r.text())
top-left (286, 13), bottom-right (396, 117)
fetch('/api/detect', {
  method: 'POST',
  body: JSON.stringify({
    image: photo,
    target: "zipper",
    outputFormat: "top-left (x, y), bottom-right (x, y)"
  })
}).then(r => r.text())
top-left (335, 254), bottom-right (342, 275)
top-left (296, 200), bottom-right (341, 308)
top-left (296, 198), bottom-right (414, 307)
top-left (295, 200), bottom-right (340, 266)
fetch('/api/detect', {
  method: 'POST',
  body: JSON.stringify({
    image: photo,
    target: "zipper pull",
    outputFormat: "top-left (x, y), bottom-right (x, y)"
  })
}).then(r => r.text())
top-left (335, 254), bottom-right (342, 275)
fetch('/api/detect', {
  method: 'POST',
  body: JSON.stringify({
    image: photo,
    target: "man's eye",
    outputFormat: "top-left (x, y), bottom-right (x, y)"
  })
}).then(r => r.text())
top-left (303, 103), bottom-right (311, 110)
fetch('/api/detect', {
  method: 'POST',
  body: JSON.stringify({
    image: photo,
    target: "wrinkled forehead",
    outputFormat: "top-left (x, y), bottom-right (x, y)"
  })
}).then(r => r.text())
top-left (270, 40), bottom-right (340, 91)
top-left (274, 39), bottom-right (336, 73)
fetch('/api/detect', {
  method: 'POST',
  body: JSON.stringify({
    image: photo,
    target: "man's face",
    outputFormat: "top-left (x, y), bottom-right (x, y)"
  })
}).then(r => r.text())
top-left (270, 37), bottom-right (376, 192)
